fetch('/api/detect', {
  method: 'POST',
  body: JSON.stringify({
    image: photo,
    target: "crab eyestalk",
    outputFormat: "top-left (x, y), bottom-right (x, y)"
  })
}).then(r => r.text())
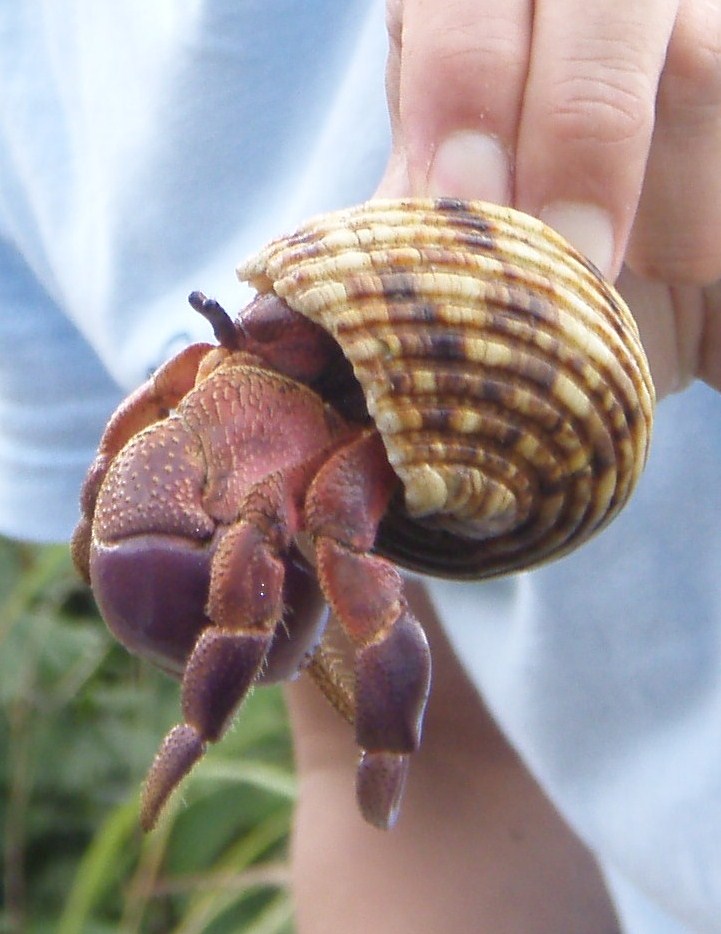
top-left (188, 291), bottom-right (241, 350)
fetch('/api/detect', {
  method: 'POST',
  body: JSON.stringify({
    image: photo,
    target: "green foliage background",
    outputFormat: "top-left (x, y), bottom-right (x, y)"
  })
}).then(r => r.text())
top-left (0, 537), bottom-right (296, 934)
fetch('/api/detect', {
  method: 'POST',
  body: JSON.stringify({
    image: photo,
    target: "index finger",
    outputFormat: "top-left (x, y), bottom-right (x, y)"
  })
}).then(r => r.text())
top-left (384, 0), bottom-right (532, 204)
top-left (515, 0), bottom-right (678, 278)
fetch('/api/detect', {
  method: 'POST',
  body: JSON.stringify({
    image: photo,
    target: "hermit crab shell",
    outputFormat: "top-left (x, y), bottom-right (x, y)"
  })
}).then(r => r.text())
top-left (237, 198), bottom-right (655, 579)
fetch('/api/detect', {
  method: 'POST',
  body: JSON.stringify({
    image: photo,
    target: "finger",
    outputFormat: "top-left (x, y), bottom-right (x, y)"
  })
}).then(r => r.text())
top-left (515, 0), bottom-right (678, 278)
top-left (383, 0), bottom-right (533, 203)
top-left (616, 266), bottom-right (689, 399)
top-left (627, 0), bottom-right (721, 284)
top-left (617, 267), bottom-right (721, 399)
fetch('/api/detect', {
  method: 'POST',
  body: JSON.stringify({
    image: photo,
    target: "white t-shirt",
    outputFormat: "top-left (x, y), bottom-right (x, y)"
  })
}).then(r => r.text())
top-left (1, 5), bottom-right (718, 931)
top-left (0, 1), bottom-right (390, 537)
top-left (429, 378), bottom-right (721, 933)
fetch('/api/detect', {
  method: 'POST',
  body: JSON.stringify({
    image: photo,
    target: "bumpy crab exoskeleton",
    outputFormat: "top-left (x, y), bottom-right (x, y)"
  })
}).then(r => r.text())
top-left (71, 292), bottom-right (431, 831)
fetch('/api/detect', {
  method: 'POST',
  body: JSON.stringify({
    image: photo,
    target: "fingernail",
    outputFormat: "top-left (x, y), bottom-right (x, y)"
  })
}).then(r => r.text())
top-left (427, 131), bottom-right (511, 203)
top-left (540, 201), bottom-right (615, 278)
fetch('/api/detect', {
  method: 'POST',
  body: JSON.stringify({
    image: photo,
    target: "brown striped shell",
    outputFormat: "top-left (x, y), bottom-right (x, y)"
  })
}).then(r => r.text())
top-left (237, 198), bottom-right (655, 579)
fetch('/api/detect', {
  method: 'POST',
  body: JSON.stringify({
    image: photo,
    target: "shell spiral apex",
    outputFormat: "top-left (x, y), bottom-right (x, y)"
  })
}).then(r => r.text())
top-left (237, 198), bottom-right (655, 579)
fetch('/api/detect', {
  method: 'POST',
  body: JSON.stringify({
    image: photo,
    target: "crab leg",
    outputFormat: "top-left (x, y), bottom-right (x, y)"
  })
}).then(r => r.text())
top-left (305, 429), bottom-right (432, 829)
top-left (140, 474), bottom-right (302, 830)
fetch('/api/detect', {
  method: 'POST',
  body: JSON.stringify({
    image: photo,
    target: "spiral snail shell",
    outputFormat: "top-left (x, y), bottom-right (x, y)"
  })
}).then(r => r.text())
top-left (237, 197), bottom-right (655, 579)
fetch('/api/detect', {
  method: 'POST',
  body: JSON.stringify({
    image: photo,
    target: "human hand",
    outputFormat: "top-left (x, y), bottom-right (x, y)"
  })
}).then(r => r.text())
top-left (379, 0), bottom-right (721, 399)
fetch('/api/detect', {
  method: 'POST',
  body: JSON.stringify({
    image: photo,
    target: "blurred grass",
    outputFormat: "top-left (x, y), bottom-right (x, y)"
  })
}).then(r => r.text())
top-left (0, 536), bottom-right (297, 934)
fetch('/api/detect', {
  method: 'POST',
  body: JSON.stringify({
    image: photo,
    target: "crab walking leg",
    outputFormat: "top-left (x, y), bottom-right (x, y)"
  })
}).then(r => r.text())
top-left (71, 342), bottom-right (213, 580)
top-left (305, 429), bottom-right (432, 829)
top-left (140, 475), bottom-right (300, 830)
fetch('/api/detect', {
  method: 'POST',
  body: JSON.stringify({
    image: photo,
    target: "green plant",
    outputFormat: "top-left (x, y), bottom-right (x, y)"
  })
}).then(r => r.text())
top-left (0, 537), bottom-right (297, 933)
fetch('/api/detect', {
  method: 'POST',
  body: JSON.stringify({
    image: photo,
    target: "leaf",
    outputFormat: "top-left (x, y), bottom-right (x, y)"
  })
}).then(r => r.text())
top-left (55, 799), bottom-right (140, 934)
top-left (191, 760), bottom-right (297, 802)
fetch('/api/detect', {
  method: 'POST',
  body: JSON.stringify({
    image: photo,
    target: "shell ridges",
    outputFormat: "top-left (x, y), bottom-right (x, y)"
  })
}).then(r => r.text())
top-left (237, 198), bottom-right (655, 579)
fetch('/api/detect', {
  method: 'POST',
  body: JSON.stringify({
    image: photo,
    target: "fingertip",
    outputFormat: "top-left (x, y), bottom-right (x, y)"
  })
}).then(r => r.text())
top-left (540, 201), bottom-right (617, 280)
top-left (384, 1), bottom-right (530, 202)
top-left (426, 130), bottom-right (512, 204)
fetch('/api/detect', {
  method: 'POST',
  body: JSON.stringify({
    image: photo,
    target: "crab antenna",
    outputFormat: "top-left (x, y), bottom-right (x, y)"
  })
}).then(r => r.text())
top-left (188, 291), bottom-right (240, 350)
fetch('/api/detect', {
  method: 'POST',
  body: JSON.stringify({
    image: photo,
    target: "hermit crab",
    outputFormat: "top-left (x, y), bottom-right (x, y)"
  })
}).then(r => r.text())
top-left (71, 198), bottom-right (655, 831)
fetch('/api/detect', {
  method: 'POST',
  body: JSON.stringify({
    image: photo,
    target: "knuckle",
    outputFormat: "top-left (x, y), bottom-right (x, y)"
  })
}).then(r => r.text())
top-left (431, 9), bottom-right (526, 72)
top-left (399, 3), bottom-right (528, 86)
top-left (421, 27), bottom-right (527, 111)
top-left (668, 250), bottom-right (721, 287)
top-left (547, 66), bottom-right (654, 147)
top-left (632, 236), bottom-right (721, 286)
top-left (439, 29), bottom-right (521, 78)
